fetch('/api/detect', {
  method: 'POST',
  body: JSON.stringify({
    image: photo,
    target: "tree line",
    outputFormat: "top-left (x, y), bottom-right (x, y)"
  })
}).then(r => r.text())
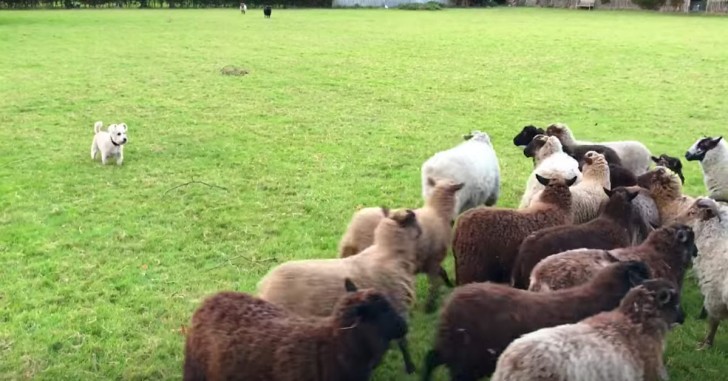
top-left (0, 0), bottom-right (330, 9)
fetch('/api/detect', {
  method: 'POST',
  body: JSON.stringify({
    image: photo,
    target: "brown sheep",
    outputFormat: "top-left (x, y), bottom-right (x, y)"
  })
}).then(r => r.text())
top-left (258, 209), bottom-right (421, 374)
top-left (452, 174), bottom-right (576, 285)
top-left (547, 124), bottom-right (623, 166)
top-left (338, 178), bottom-right (464, 312)
top-left (492, 279), bottom-right (684, 381)
top-left (528, 223), bottom-right (698, 292)
top-left (511, 186), bottom-right (642, 289)
top-left (637, 166), bottom-right (695, 224)
top-left (183, 279), bottom-right (408, 381)
top-left (421, 260), bottom-right (651, 381)
top-left (338, 206), bottom-right (389, 258)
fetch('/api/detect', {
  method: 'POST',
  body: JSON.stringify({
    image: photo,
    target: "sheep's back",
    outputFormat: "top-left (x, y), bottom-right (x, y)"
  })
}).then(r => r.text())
top-left (601, 141), bottom-right (652, 176)
top-left (570, 182), bottom-right (610, 224)
top-left (529, 249), bottom-right (615, 292)
top-left (338, 208), bottom-right (385, 257)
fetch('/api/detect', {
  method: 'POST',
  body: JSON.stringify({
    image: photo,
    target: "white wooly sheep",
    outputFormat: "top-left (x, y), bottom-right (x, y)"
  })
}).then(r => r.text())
top-left (548, 123), bottom-right (652, 176)
top-left (421, 131), bottom-right (500, 220)
top-left (685, 136), bottom-right (728, 202)
top-left (492, 279), bottom-right (684, 381)
top-left (519, 135), bottom-right (582, 209)
top-left (673, 197), bottom-right (728, 348)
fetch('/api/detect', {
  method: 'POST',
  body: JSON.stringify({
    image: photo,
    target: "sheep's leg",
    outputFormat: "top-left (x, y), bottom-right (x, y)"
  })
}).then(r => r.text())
top-left (698, 317), bottom-right (720, 350)
top-left (397, 338), bottom-right (416, 374)
top-left (439, 266), bottom-right (454, 288)
top-left (425, 270), bottom-right (443, 314)
top-left (698, 305), bottom-right (708, 319)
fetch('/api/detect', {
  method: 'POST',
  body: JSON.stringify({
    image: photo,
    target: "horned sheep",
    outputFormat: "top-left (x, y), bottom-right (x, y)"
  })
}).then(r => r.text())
top-left (421, 261), bottom-right (651, 381)
top-left (258, 209), bottom-right (421, 373)
top-left (421, 131), bottom-right (500, 219)
top-left (183, 279), bottom-right (407, 381)
top-left (528, 223), bottom-right (698, 292)
top-left (511, 187), bottom-right (643, 289)
top-left (453, 175), bottom-right (576, 285)
top-left (338, 178), bottom-right (464, 312)
top-left (492, 279), bottom-right (684, 381)
top-left (686, 136), bottom-right (728, 202)
top-left (518, 135), bottom-right (582, 209)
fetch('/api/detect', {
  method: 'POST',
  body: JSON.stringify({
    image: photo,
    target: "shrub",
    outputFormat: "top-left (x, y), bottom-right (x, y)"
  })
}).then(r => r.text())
top-left (631, 0), bottom-right (665, 9)
top-left (398, 1), bottom-right (442, 9)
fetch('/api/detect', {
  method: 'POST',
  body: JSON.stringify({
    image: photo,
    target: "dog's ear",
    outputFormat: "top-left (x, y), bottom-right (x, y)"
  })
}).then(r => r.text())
top-left (119, 123), bottom-right (128, 132)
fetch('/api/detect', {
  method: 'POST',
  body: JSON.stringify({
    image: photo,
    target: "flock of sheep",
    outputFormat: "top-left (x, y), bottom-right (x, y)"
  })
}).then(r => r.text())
top-left (182, 123), bottom-right (728, 381)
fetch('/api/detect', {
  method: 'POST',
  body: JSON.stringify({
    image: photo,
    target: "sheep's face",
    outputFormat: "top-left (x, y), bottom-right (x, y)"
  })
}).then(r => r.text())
top-left (463, 130), bottom-right (491, 145)
top-left (545, 123), bottom-right (572, 142)
top-left (426, 177), bottom-right (465, 194)
top-left (340, 280), bottom-right (408, 341)
top-left (636, 167), bottom-right (681, 195)
top-left (686, 136), bottom-right (723, 162)
top-left (674, 197), bottom-right (723, 227)
top-left (651, 154), bottom-right (685, 184)
top-left (524, 134), bottom-right (548, 158)
top-left (635, 279), bottom-right (685, 329)
top-left (654, 224), bottom-right (698, 268)
top-left (583, 151), bottom-right (607, 167)
top-left (513, 125), bottom-right (544, 148)
top-left (388, 209), bottom-right (422, 240)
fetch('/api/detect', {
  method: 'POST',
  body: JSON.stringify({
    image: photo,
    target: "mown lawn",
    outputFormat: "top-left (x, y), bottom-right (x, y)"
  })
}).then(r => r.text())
top-left (1, 7), bottom-right (728, 381)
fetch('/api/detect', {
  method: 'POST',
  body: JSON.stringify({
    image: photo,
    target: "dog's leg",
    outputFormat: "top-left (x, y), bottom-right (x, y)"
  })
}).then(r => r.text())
top-left (101, 151), bottom-right (108, 165)
top-left (91, 142), bottom-right (98, 160)
top-left (116, 148), bottom-right (124, 166)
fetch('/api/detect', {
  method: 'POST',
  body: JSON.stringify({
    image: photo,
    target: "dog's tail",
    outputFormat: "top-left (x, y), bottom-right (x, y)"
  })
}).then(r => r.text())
top-left (94, 121), bottom-right (103, 134)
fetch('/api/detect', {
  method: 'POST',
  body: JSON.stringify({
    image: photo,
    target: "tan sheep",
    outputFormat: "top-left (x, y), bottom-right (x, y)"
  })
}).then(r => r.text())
top-left (637, 166), bottom-right (695, 224)
top-left (257, 209), bottom-right (421, 374)
top-left (338, 178), bottom-right (463, 312)
top-left (338, 206), bottom-right (390, 258)
top-left (566, 150), bottom-right (611, 223)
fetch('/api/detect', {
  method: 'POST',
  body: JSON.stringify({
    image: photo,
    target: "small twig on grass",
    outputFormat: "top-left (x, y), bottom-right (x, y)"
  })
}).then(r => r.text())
top-left (163, 176), bottom-right (228, 195)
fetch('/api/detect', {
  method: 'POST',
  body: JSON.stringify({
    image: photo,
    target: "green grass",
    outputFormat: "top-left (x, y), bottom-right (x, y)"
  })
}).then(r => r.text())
top-left (1, 7), bottom-right (728, 381)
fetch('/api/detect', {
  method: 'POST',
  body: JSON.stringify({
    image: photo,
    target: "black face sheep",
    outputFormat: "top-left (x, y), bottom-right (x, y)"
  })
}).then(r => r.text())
top-left (512, 124), bottom-right (544, 149)
top-left (652, 153), bottom-right (685, 184)
top-left (511, 186), bottom-right (642, 290)
top-left (183, 279), bottom-right (407, 381)
top-left (421, 260), bottom-right (651, 381)
top-left (638, 166), bottom-right (695, 224)
top-left (264, 5), bottom-right (272, 17)
top-left (528, 223), bottom-right (698, 292)
top-left (338, 178), bottom-right (464, 312)
top-left (686, 136), bottom-right (728, 202)
top-left (258, 208), bottom-right (421, 373)
top-left (673, 197), bottom-right (728, 348)
top-left (452, 174), bottom-right (576, 286)
top-left (492, 279), bottom-right (684, 381)
top-left (547, 123), bottom-right (623, 166)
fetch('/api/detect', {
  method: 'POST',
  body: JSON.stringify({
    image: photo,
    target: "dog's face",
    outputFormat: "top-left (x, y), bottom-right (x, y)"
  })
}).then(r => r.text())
top-left (108, 123), bottom-right (128, 145)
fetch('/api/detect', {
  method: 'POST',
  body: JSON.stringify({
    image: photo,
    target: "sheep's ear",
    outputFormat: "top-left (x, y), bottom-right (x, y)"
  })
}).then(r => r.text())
top-left (344, 278), bottom-right (358, 293)
top-left (603, 187), bottom-right (613, 197)
top-left (535, 174), bottom-right (549, 186)
top-left (380, 206), bottom-right (390, 217)
top-left (714, 136), bottom-right (723, 144)
top-left (627, 190), bottom-right (640, 201)
top-left (626, 261), bottom-right (649, 286)
top-left (565, 176), bottom-right (578, 187)
top-left (676, 229), bottom-right (690, 243)
top-left (462, 134), bottom-right (473, 141)
top-left (452, 182), bottom-right (465, 192)
top-left (651, 156), bottom-right (660, 163)
top-left (427, 177), bottom-right (436, 187)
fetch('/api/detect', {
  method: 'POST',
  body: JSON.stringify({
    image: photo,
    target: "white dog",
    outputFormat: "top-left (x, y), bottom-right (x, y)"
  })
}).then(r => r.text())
top-left (90, 121), bottom-right (128, 165)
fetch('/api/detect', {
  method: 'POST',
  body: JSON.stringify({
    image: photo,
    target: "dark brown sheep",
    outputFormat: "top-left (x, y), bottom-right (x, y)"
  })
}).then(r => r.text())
top-left (549, 125), bottom-right (623, 166)
top-left (652, 153), bottom-right (685, 184)
top-left (183, 279), bottom-right (407, 381)
top-left (512, 124), bottom-right (544, 148)
top-left (511, 186), bottom-right (641, 289)
top-left (421, 260), bottom-right (650, 381)
top-left (452, 174), bottom-right (575, 285)
top-left (528, 223), bottom-right (698, 292)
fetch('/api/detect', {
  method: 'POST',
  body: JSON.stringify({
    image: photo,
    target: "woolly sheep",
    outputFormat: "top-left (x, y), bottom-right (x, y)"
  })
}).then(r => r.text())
top-left (673, 197), bottom-right (728, 348)
top-left (421, 261), bottom-right (651, 381)
top-left (453, 174), bottom-right (576, 285)
top-left (183, 279), bottom-right (407, 381)
top-left (547, 125), bottom-right (624, 167)
top-left (637, 166), bottom-right (695, 224)
top-left (547, 123), bottom-right (652, 176)
top-left (686, 136), bottom-right (728, 202)
top-left (492, 279), bottom-right (684, 381)
top-left (566, 151), bottom-right (611, 223)
top-left (338, 178), bottom-right (464, 312)
top-left (512, 187), bottom-right (643, 289)
top-left (652, 153), bottom-right (685, 184)
top-left (528, 223), bottom-right (698, 292)
top-left (421, 131), bottom-right (500, 219)
top-left (257, 209), bottom-right (421, 373)
top-left (519, 135), bottom-right (582, 209)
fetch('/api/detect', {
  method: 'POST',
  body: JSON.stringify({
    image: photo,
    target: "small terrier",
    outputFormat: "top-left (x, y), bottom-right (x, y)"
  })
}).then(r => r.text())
top-left (90, 121), bottom-right (128, 165)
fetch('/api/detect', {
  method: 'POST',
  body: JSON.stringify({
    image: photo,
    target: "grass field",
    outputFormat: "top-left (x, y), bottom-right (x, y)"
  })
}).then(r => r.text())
top-left (2, 6), bottom-right (728, 381)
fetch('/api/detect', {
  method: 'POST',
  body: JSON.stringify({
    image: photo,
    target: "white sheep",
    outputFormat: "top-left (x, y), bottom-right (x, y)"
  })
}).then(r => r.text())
top-left (421, 130), bottom-right (500, 219)
top-left (519, 135), bottom-right (582, 209)
top-left (686, 136), bottom-right (728, 202)
top-left (492, 279), bottom-right (684, 381)
top-left (673, 197), bottom-right (728, 349)
top-left (547, 123), bottom-right (652, 176)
